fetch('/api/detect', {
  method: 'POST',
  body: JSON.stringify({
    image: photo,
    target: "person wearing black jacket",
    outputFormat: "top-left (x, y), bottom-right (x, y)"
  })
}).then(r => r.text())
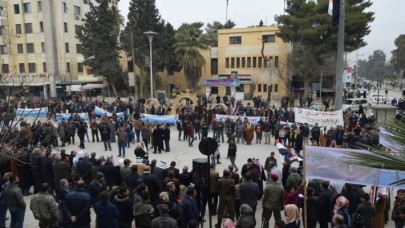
top-left (98, 156), bottom-right (120, 188)
top-left (76, 154), bottom-right (93, 187)
top-left (163, 124), bottom-right (170, 152)
top-left (294, 130), bottom-right (303, 158)
top-left (99, 120), bottom-right (112, 151)
top-left (63, 180), bottom-right (92, 227)
top-left (29, 148), bottom-right (43, 194)
top-left (112, 185), bottom-right (133, 228)
top-left (304, 187), bottom-right (319, 228)
top-left (77, 121), bottom-right (87, 149)
top-left (88, 172), bottom-right (107, 205)
top-left (318, 181), bottom-right (333, 228)
top-left (153, 125), bottom-right (164, 154)
top-left (40, 150), bottom-right (55, 191)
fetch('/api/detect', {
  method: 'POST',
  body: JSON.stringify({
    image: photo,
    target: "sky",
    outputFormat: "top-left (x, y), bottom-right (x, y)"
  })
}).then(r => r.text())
top-left (118, 0), bottom-right (405, 65)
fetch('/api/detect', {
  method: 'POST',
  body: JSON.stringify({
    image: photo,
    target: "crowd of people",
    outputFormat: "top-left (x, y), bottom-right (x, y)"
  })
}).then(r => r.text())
top-left (0, 89), bottom-right (404, 228)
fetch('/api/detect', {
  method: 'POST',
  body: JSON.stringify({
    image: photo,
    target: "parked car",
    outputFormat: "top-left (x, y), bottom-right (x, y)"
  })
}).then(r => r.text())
top-left (342, 98), bottom-right (369, 113)
top-left (368, 93), bottom-right (392, 104)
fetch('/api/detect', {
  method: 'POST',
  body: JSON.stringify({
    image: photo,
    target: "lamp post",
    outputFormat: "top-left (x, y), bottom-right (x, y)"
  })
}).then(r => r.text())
top-left (144, 31), bottom-right (157, 98)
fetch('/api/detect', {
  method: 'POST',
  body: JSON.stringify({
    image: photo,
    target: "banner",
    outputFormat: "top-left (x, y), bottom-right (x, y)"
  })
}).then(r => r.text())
top-left (16, 107), bottom-right (48, 117)
top-left (56, 113), bottom-right (89, 122)
top-left (140, 113), bottom-right (177, 125)
top-left (305, 146), bottom-right (405, 187)
top-left (379, 127), bottom-right (405, 154)
top-left (294, 108), bottom-right (344, 127)
top-left (94, 106), bottom-right (124, 119)
top-left (215, 114), bottom-right (263, 125)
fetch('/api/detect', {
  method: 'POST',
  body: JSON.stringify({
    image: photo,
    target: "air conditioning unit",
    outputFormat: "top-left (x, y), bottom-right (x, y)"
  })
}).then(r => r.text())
top-left (75, 14), bottom-right (80, 20)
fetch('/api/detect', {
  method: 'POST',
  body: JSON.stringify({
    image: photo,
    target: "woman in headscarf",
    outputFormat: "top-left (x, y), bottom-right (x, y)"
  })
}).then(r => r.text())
top-left (284, 204), bottom-right (300, 228)
top-left (333, 195), bottom-right (352, 226)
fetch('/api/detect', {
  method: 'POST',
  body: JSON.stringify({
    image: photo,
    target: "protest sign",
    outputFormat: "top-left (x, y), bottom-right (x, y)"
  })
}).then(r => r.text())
top-left (56, 113), bottom-right (89, 122)
top-left (294, 108), bottom-right (344, 127)
top-left (305, 146), bottom-right (405, 187)
top-left (140, 113), bottom-right (177, 125)
top-left (16, 107), bottom-right (48, 117)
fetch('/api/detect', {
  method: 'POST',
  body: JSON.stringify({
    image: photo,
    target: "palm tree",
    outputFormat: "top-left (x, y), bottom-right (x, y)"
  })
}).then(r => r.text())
top-left (345, 119), bottom-right (405, 185)
top-left (174, 23), bottom-right (210, 91)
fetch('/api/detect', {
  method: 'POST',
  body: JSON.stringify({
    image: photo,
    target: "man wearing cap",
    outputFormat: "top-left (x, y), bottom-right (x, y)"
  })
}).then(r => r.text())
top-left (262, 173), bottom-right (284, 228)
top-left (88, 172), bottom-right (107, 205)
top-left (216, 170), bottom-right (235, 227)
top-left (150, 204), bottom-right (177, 228)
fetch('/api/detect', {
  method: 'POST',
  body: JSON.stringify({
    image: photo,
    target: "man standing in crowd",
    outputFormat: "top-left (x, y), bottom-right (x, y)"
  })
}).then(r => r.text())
top-left (216, 170), bottom-right (235, 227)
top-left (63, 180), bottom-right (92, 228)
top-left (240, 174), bottom-right (260, 214)
top-left (99, 119), bottom-right (112, 151)
top-left (262, 173), bottom-right (284, 228)
top-left (30, 183), bottom-right (59, 228)
top-left (163, 124), bottom-right (171, 152)
top-left (4, 176), bottom-right (26, 228)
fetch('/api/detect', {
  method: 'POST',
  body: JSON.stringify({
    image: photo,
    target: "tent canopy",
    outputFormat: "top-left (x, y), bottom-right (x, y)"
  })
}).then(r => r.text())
top-left (80, 83), bottom-right (107, 90)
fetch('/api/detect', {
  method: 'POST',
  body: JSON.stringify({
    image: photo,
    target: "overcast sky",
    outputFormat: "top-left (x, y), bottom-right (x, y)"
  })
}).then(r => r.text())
top-left (118, 0), bottom-right (405, 64)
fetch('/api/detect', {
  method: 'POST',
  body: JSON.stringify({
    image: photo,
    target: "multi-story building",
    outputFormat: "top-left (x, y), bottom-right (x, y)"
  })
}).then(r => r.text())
top-left (163, 25), bottom-right (290, 101)
top-left (0, 0), bottom-right (114, 98)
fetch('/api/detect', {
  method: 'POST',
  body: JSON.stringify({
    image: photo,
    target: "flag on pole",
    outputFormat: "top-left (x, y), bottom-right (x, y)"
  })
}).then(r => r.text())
top-left (276, 142), bottom-right (303, 162)
top-left (328, 0), bottom-right (341, 26)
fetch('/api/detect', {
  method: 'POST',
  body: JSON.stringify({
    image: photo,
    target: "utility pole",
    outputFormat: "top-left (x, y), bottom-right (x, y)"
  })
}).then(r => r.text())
top-left (334, 0), bottom-right (345, 110)
top-left (320, 68), bottom-right (323, 100)
top-left (225, 0), bottom-right (229, 23)
top-left (130, 31), bottom-right (138, 102)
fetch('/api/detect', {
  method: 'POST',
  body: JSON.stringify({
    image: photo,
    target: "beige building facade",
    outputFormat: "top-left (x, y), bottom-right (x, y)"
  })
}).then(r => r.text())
top-left (0, 0), bottom-right (112, 98)
top-left (162, 26), bottom-right (290, 101)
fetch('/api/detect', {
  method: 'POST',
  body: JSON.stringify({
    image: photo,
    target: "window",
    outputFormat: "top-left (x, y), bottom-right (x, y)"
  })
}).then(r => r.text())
top-left (66, 62), bottom-right (70, 72)
top-left (258, 84), bottom-right (262, 92)
top-left (236, 57), bottom-right (240, 68)
top-left (0, 26), bottom-right (4, 36)
top-left (75, 25), bottom-right (81, 36)
top-left (231, 58), bottom-right (235, 68)
top-left (74, 6), bottom-right (81, 16)
top-left (274, 56), bottom-right (279, 68)
top-left (253, 57), bottom-right (257, 68)
top-left (19, 63), bottom-right (25, 73)
top-left (262, 34), bottom-right (276, 43)
top-left (43, 62), bottom-right (47, 73)
top-left (78, 63), bottom-right (84, 73)
top-left (65, 43), bottom-right (69, 53)
top-left (83, 0), bottom-right (89, 4)
top-left (269, 56), bottom-right (273, 66)
top-left (23, 3), bottom-right (32, 13)
top-left (17, 44), bottom-right (24, 53)
top-left (27, 43), bottom-right (35, 53)
top-left (211, 87), bottom-right (218, 94)
top-left (242, 57), bottom-right (246, 68)
top-left (229, 36), bottom-right (241, 45)
top-left (274, 84), bottom-right (279, 92)
top-left (0, 45), bottom-right (6, 54)
top-left (247, 57), bottom-right (251, 68)
top-left (38, 1), bottom-right (42, 12)
top-left (25, 23), bottom-right (33, 33)
top-left (63, 2), bottom-right (67, 13)
top-left (41, 42), bottom-right (45, 52)
top-left (28, 63), bottom-right (36, 73)
top-left (264, 58), bottom-right (268, 68)
top-left (263, 84), bottom-right (267, 93)
top-left (258, 57), bottom-right (262, 68)
top-left (16, 24), bottom-right (22, 34)
top-left (225, 58), bottom-right (230, 68)
top-left (76, 44), bottom-right (82, 54)
top-left (86, 68), bottom-right (92, 75)
top-left (2, 64), bottom-right (9, 73)
top-left (39, 22), bottom-right (43, 32)
top-left (210, 58), bottom-right (218, 75)
top-left (64, 23), bottom-right (68, 33)
top-left (14, 4), bottom-right (20, 14)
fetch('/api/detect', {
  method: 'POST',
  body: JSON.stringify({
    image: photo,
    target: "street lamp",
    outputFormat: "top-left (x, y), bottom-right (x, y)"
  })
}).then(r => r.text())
top-left (144, 31), bottom-right (157, 98)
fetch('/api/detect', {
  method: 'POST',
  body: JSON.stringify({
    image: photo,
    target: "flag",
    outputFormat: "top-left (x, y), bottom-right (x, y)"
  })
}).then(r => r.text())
top-left (277, 142), bottom-right (303, 162)
top-left (329, 0), bottom-right (341, 26)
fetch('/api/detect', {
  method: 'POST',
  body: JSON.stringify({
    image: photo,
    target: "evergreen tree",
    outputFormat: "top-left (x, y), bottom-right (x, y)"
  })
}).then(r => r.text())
top-left (275, 0), bottom-right (374, 91)
top-left (77, 0), bottom-right (126, 96)
top-left (120, 0), bottom-right (179, 96)
top-left (391, 34), bottom-right (405, 78)
top-left (205, 20), bottom-right (236, 47)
